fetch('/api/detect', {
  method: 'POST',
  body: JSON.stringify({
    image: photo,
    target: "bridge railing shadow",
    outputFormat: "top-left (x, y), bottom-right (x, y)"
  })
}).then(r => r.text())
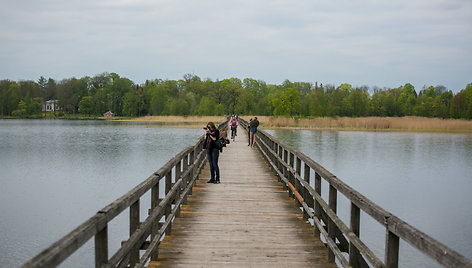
top-left (239, 117), bottom-right (471, 268)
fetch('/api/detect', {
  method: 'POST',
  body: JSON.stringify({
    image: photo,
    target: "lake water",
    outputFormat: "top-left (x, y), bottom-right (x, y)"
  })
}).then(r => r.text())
top-left (1, 120), bottom-right (471, 267)
top-left (0, 120), bottom-right (203, 267)
top-left (266, 129), bottom-right (472, 267)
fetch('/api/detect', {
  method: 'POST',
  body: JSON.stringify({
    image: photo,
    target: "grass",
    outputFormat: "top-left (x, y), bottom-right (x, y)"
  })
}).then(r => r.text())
top-left (248, 116), bottom-right (472, 133)
top-left (5, 114), bottom-right (470, 133)
top-left (119, 115), bottom-right (227, 128)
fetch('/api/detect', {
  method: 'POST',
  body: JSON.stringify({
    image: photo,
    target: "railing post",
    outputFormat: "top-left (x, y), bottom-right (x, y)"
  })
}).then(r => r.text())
top-left (189, 145), bottom-right (196, 194)
top-left (95, 225), bottom-right (108, 268)
top-left (175, 160), bottom-right (182, 217)
top-left (165, 169), bottom-right (172, 235)
top-left (349, 202), bottom-right (361, 267)
top-left (276, 143), bottom-right (282, 183)
top-left (295, 157), bottom-right (303, 208)
top-left (287, 152), bottom-right (295, 198)
top-left (385, 230), bottom-right (400, 268)
top-left (328, 184), bottom-right (337, 263)
top-left (151, 181), bottom-right (160, 261)
top-left (284, 149), bottom-right (288, 166)
top-left (129, 199), bottom-right (140, 266)
top-left (314, 172), bottom-right (322, 238)
top-left (182, 153), bottom-right (189, 204)
top-left (303, 163), bottom-right (312, 220)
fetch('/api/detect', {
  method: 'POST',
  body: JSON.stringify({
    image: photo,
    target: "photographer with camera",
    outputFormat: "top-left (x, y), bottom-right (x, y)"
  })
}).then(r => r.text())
top-left (203, 122), bottom-right (220, 184)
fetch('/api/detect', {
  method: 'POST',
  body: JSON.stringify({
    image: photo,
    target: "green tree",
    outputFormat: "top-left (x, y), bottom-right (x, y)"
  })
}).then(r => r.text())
top-left (0, 80), bottom-right (20, 116)
top-left (452, 84), bottom-right (472, 119)
top-left (416, 86), bottom-right (437, 117)
top-left (149, 84), bottom-right (171, 115)
top-left (272, 87), bottom-right (301, 116)
top-left (196, 96), bottom-right (220, 115)
top-left (79, 96), bottom-right (95, 115)
top-left (221, 83), bottom-right (243, 115)
top-left (348, 88), bottom-right (369, 117)
top-left (307, 87), bottom-right (329, 117)
top-left (397, 83), bottom-right (417, 116)
top-left (25, 97), bottom-right (43, 116)
top-left (438, 90), bottom-right (453, 118)
top-left (12, 100), bottom-right (27, 117)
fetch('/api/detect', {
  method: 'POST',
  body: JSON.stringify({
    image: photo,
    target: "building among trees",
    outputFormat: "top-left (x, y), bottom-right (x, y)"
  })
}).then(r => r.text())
top-left (42, 100), bottom-right (59, 112)
top-left (104, 111), bottom-right (114, 119)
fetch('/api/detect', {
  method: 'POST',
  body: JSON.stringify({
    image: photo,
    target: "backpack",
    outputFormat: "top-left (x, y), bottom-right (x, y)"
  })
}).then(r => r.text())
top-left (215, 138), bottom-right (229, 152)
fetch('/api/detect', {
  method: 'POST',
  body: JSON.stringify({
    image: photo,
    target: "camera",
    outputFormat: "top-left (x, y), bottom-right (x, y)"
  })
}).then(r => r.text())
top-left (203, 127), bottom-right (208, 130)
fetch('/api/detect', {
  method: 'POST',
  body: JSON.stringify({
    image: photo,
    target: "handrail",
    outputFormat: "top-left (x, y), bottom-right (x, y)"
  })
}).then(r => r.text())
top-left (239, 118), bottom-right (472, 268)
top-left (21, 118), bottom-right (229, 268)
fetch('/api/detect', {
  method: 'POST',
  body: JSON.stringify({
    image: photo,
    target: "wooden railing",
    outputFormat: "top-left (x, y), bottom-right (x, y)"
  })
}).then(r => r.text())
top-left (22, 119), bottom-right (229, 268)
top-left (240, 118), bottom-right (472, 268)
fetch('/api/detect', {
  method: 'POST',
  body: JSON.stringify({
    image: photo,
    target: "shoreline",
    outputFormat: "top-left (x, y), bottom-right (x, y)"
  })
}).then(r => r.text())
top-left (252, 116), bottom-right (472, 134)
top-left (2, 115), bottom-right (471, 133)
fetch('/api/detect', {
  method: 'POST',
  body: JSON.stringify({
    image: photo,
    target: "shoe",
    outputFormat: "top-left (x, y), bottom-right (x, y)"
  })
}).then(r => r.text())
top-left (207, 179), bottom-right (215, 183)
top-left (216, 179), bottom-right (221, 184)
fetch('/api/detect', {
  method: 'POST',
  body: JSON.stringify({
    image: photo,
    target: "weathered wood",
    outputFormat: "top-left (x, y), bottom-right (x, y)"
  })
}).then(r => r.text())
top-left (21, 117), bottom-right (472, 268)
top-left (349, 202), bottom-right (362, 267)
top-left (21, 213), bottom-right (106, 268)
top-left (108, 180), bottom-right (183, 267)
top-left (253, 122), bottom-right (472, 268)
top-left (302, 162), bottom-right (312, 220)
top-left (129, 199), bottom-right (140, 266)
top-left (21, 120), bottom-right (227, 268)
top-left (387, 215), bottom-right (472, 268)
top-left (150, 181), bottom-right (160, 261)
top-left (328, 184), bottom-right (337, 263)
top-left (152, 130), bottom-right (334, 268)
top-left (385, 229), bottom-right (399, 268)
top-left (95, 224), bottom-right (108, 268)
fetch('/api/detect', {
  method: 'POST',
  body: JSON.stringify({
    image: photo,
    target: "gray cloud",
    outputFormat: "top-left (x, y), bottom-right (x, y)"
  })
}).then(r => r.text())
top-left (0, 0), bottom-right (471, 91)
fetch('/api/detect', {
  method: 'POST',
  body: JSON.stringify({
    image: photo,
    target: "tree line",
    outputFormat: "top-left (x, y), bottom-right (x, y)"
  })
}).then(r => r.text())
top-left (0, 72), bottom-right (471, 119)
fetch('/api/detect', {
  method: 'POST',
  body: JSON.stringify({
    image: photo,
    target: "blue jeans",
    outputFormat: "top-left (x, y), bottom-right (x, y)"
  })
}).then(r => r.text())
top-left (207, 147), bottom-right (220, 181)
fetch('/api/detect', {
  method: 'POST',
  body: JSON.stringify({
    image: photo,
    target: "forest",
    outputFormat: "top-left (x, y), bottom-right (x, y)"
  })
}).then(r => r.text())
top-left (0, 72), bottom-right (471, 119)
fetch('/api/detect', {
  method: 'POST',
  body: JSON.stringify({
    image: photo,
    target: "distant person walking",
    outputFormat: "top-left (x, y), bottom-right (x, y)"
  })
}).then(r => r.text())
top-left (249, 117), bottom-right (259, 148)
top-left (248, 118), bottom-right (252, 146)
top-left (203, 122), bottom-right (220, 184)
top-left (230, 115), bottom-right (238, 141)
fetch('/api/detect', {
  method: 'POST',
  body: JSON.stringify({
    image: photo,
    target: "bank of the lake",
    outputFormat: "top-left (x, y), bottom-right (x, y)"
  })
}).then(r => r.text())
top-left (255, 116), bottom-right (472, 133)
top-left (128, 116), bottom-right (472, 133)
top-left (3, 115), bottom-right (471, 133)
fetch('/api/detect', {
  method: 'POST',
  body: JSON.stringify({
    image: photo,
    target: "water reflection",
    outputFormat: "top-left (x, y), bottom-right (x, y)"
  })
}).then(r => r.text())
top-left (267, 129), bottom-right (472, 267)
top-left (0, 120), bottom-right (202, 267)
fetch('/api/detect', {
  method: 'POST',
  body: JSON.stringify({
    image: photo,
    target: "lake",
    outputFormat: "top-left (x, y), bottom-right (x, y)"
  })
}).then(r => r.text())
top-left (1, 120), bottom-right (471, 267)
top-left (266, 129), bottom-right (472, 267)
top-left (0, 119), bottom-right (203, 267)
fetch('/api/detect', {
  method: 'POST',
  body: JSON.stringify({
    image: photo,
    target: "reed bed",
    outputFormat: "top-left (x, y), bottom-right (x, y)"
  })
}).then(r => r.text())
top-left (252, 116), bottom-right (472, 133)
top-left (121, 116), bottom-right (226, 127)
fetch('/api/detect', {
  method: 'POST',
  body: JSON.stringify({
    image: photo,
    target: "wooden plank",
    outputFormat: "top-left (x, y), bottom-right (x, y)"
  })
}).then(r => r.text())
top-left (94, 225), bottom-right (108, 268)
top-left (153, 130), bottom-right (335, 268)
top-left (387, 215), bottom-right (472, 267)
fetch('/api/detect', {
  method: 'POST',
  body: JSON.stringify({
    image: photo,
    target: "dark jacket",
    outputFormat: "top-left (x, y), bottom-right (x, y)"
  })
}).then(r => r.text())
top-left (250, 119), bottom-right (259, 128)
top-left (203, 129), bottom-right (220, 152)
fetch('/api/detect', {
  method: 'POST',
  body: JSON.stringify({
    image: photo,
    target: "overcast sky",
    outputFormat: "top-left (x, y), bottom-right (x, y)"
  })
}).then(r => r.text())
top-left (1, 0), bottom-right (471, 92)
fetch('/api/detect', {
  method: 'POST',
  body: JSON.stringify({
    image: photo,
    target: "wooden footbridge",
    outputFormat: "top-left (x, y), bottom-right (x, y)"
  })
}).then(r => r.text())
top-left (22, 118), bottom-right (472, 268)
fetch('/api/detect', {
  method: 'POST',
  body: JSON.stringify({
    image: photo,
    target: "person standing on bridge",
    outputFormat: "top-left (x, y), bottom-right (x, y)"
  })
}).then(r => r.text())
top-left (248, 118), bottom-right (252, 146)
top-left (203, 122), bottom-right (220, 184)
top-left (230, 115), bottom-right (238, 141)
top-left (249, 116), bottom-right (259, 148)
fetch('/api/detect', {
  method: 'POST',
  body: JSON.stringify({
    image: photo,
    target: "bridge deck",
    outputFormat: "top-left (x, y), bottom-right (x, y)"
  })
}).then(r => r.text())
top-left (149, 129), bottom-right (335, 267)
